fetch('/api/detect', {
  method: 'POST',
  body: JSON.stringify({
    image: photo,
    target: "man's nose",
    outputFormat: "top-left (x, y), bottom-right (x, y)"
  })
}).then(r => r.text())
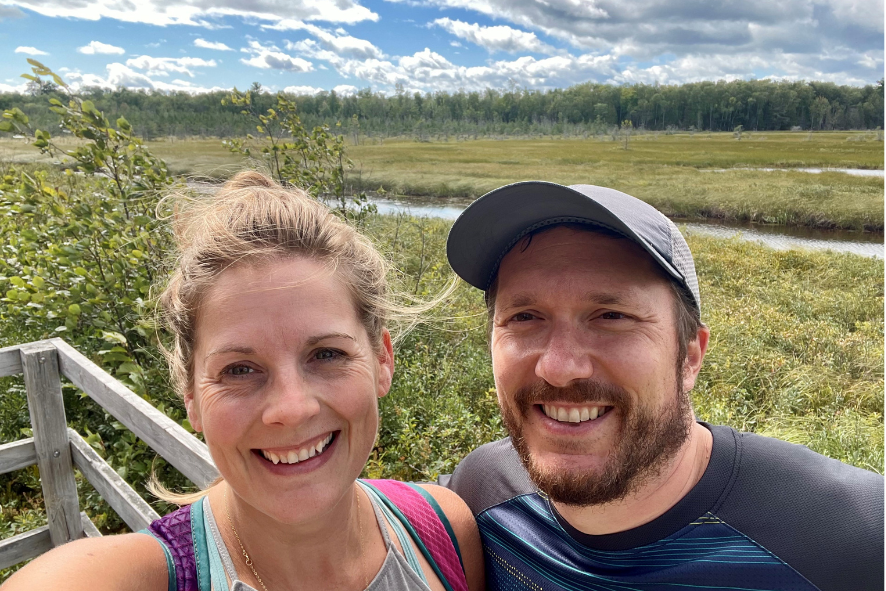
top-left (261, 372), bottom-right (321, 426)
top-left (535, 325), bottom-right (594, 388)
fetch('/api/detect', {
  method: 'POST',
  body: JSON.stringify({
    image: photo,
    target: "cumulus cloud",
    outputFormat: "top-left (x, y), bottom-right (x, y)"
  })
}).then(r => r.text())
top-left (194, 38), bottom-right (233, 51)
top-left (61, 63), bottom-right (228, 93)
top-left (1, 0), bottom-right (378, 28)
top-left (78, 41), bottom-right (125, 55)
top-left (0, 5), bottom-right (24, 19)
top-left (432, 18), bottom-right (557, 54)
top-left (240, 40), bottom-right (314, 71)
top-left (333, 84), bottom-right (358, 95)
top-left (126, 56), bottom-right (217, 77)
top-left (329, 47), bottom-right (619, 92)
top-left (284, 85), bottom-right (325, 95)
top-left (15, 46), bottom-right (48, 55)
top-left (270, 22), bottom-right (385, 59)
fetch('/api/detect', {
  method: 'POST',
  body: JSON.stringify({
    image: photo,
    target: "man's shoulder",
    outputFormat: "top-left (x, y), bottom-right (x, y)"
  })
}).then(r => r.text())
top-left (722, 425), bottom-right (883, 506)
top-left (711, 425), bottom-right (884, 591)
top-left (445, 437), bottom-right (536, 516)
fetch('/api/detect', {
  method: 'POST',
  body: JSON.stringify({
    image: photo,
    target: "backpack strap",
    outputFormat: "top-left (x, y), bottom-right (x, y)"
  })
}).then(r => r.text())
top-left (363, 479), bottom-right (469, 591)
top-left (143, 499), bottom-right (210, 591)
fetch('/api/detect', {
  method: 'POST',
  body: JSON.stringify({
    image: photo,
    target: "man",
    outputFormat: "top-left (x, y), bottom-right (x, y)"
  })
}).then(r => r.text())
top-left (444, 181), bottom-right (883, 591)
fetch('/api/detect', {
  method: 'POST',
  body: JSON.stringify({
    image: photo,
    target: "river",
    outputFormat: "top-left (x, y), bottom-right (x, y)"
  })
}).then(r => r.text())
top-left (186, 182), bottom-right (883, 259)
top-left (366, 196), bottom-right (884, 259)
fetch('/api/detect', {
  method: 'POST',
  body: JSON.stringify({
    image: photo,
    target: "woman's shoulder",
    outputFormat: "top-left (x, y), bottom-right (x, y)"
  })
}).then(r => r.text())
top-left (415, 484), bottom-right (484, 591)
top-left (2, 532), bottom-right (169, 591)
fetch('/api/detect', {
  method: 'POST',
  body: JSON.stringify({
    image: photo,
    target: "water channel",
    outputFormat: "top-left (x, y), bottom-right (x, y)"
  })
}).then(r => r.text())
top-left (186, 182), bottom-right (883, 259)
top-left (367, 196), bottom-right (884, 259)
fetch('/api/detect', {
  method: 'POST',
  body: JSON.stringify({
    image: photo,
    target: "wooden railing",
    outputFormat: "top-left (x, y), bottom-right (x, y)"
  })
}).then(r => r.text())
top-left (0, 338), bottom-right (219, 570)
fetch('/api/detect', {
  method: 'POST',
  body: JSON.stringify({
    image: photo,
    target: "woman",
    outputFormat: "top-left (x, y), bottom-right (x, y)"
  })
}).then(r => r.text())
top-left (4, 172), bottom-right (484, 591)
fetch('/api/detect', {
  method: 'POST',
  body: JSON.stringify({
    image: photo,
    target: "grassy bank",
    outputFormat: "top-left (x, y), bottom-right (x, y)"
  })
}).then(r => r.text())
top-left (1, 132), bottom-right (882, 230)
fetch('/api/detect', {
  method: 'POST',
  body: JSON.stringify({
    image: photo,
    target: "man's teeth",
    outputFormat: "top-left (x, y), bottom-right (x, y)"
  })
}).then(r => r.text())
top-left (262, 433), bottom-right (334, 465)
top-left (542, 404), bottom-right (608, 423)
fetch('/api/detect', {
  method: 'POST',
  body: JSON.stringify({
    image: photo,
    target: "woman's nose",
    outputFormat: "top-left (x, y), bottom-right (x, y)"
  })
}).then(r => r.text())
top-left (260, 374), bottom-right (321, 426)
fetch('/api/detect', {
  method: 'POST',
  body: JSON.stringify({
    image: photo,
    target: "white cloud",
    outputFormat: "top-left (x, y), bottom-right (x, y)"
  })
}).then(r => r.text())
top-left (126, 56), bottom-right (218, 77)
top-left (333, 84), bottom-right (358, 95)
top-left (78, 41), bottom-right (125, 55)
top-left (2, 0), bottom-right (378, 28)
top-left (194, 38), bottom-right (233, 51)
top-left (269, 21), bottom-right (385, 59)
top-left (432, 18), bottom-right (557, 54)
top-left (284, 85), bottom-right (325, 95)
top-left (240, 41), bottom-right (314, 71)
top-left (62, 63), bottom-right (228, 93)
top-left (15, 46), bottom-right (48, 55)
top-left (0, 81), bottom-right (28, 93)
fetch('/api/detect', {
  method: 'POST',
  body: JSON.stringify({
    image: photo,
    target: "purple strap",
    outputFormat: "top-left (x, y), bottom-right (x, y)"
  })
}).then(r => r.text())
top-left (366, 479), bottom-right (469, 591)
top-left (148, 504), bottom-right (199, 591)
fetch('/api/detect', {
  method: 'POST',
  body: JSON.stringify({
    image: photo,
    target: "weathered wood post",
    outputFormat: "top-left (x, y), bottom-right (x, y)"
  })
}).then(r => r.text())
top-left (19, 342), bottom-right (83, 546)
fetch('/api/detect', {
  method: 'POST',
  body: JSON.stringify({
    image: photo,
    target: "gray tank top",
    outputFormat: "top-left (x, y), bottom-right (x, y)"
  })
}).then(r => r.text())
top-left (202, 485), bottom-right (433, 591)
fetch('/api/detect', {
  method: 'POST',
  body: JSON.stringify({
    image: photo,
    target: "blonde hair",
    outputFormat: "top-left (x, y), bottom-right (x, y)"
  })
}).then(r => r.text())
top-left (152, 170), bottom-right (423, 505)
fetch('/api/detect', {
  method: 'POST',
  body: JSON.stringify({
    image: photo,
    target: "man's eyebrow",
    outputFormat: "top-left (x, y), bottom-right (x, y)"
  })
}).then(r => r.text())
top-left (583, 292), bottom-right (628, 306)
top-left (305, 332), bottom-right (357, 346)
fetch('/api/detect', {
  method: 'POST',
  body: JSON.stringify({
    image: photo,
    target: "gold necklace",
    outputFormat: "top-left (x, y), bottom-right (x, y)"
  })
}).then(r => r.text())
top-left (223, 485), bottom-right (370, 591)
top-left (225, 486), bottom-right (270, 591)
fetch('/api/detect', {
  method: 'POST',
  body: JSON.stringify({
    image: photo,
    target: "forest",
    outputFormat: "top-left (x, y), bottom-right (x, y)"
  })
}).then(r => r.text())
top-left (1, 77), bottom-right (883, 140)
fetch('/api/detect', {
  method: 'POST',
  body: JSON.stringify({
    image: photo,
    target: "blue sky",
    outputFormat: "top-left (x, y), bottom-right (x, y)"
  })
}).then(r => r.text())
top-left (1, 0), bottom-right (882, 94)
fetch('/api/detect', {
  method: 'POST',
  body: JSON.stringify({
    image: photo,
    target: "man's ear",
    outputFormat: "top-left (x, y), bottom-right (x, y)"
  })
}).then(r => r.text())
top-left (184, 389), bottom-right (204, 433)
top-left (682, 325), bottom-right (710, 393)
top-left (376, 329), bottom-right (395, 398)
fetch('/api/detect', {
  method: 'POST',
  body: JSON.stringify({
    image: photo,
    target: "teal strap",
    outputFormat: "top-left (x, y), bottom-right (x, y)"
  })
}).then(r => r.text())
top-left (359, 481), bottom-right (454, 591)
top-left (202, 498), bottom-right (231, 591)
top-left (138, 530), bottom-right (176, 591)
top-left (190, 498), bottom-right (212, 591)
top-left (360, 483), bottom-right (428, 583)
top-left (403, 483), bottom-right (465, 574)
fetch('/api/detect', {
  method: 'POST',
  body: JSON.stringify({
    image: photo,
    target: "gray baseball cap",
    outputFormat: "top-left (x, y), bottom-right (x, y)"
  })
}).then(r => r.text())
top-left (446, 181), bottom-right (701, 312)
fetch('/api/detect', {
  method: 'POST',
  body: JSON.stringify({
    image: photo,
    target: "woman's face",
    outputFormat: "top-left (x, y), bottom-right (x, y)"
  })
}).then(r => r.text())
top-left (188, 256), bottom-right (394, 525)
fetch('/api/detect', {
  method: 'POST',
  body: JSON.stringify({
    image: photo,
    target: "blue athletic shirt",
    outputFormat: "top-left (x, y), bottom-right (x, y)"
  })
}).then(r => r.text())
top-left (446, 423), bottom-right (883, 591)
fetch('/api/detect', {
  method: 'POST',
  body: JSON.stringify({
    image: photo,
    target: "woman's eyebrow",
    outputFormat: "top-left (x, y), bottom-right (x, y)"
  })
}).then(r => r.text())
top-left (205, 345), bottom-right (255, 360)
top-left (306, 332), bottom-right (357, 346)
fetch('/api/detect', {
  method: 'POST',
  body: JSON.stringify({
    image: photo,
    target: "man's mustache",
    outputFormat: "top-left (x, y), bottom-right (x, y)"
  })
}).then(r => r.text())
top-left (511, 379), bottom-right (633, 414)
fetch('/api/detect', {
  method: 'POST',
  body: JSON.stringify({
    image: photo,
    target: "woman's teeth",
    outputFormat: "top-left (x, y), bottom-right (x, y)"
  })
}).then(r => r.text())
top-left (261, 433), bottom-right (334, 465)
top-left (542, 404), bottom-right (610, 423)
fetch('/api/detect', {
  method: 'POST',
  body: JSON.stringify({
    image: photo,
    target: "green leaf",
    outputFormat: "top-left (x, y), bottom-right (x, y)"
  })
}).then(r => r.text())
top-left (67, 303), bottom-right (81, 316)
top-left (100, 331), bottom-right (128, 345)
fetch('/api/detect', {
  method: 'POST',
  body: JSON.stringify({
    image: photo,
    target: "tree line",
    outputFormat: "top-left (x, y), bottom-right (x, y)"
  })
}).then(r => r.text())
top-left (1, 77), bottom-right (882, 140)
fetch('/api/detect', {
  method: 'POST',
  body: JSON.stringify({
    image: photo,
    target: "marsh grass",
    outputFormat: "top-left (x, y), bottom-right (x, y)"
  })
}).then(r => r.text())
top-left (1, 132), bottom-right (881, 230)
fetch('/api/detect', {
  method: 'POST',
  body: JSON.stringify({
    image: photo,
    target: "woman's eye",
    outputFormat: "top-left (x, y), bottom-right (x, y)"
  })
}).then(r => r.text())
top-left (314, 349), bottom-right (344, 361)
top-left (225, 364), bottom-right (255, 376)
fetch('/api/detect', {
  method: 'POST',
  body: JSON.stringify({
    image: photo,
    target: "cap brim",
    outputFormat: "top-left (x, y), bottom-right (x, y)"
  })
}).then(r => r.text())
top-left (447, 181), bottom-right (682, 290)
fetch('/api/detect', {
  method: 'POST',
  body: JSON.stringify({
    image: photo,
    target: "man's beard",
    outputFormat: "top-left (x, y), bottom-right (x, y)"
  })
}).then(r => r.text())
top-left (500, 376), bottom-right (693, 507)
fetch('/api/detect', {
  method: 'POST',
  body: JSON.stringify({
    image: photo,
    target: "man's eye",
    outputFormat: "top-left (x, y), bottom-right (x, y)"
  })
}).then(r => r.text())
top-left (599, 311), bottom-right (628, 320)
top-left (511, 312), bottom-right (536, 322)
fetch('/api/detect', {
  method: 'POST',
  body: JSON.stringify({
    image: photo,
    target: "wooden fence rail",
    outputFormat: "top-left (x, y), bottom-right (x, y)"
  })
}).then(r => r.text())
top-left (0, 338), bottom-right (218, 572)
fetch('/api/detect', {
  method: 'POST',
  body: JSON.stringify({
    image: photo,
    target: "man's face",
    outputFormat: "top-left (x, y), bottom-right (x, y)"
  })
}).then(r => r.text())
top-left (490, 226), bottom-right (705, 506)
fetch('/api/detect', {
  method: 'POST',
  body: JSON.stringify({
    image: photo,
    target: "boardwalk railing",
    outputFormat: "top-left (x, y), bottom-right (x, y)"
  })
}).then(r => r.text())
top-left (0, 338), bottom-right (218, 570)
